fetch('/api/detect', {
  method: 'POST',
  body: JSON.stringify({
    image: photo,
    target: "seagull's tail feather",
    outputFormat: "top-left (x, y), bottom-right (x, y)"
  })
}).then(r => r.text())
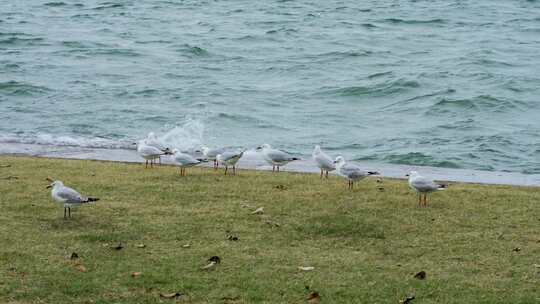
top-left (85, 197), bottom-right (100, 203)
top-left (291, 157), bottom-right (301, 161)
top-left (162, 148), bottom-right (173, 155)
top-left (437, 184), bottom-right (448, 190)
top-left (367, 171), bottom-right (380, 175)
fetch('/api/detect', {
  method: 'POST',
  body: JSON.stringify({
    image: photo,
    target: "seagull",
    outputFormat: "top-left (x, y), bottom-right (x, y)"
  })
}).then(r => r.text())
top-left (216, 149), bottom-right (245, 175)
top-left (256, 144), bottom-right (300, 172)
top-left (312, 145), bottom-right (335, 179)
top-left (171, 149), bottom-right (204, 176)
top-left (145, 132), bottom-right (169, 165)
top-left (334, 156), bottom-right (379, 189)
top-left (46, 178), bottom-right (99, 219)
top-left (406, 171), bottom-right (447, 207)
top-left (201, 146), bottom-right (226, 169)
top-left (136, 140), bottom-right (170, 168)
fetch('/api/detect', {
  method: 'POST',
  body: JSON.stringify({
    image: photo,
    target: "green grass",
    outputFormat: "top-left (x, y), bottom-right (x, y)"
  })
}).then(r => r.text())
top-left (0, 156), bottom-right (539, 303)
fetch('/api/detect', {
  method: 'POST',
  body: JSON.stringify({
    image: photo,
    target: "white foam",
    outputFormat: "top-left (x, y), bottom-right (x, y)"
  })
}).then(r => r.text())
top-left (155, 119), bottom-right (205, 151)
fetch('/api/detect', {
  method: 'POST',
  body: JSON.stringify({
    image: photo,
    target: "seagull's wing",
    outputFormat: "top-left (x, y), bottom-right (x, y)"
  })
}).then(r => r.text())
top-left (314, 152), bottom-right (335, 170)
top-left (340, 163), bottom-right (367, 179)
top-left (266, 149), bottom-right (295, 162)
top-left (57, 186), bottom-right (84, 204)
top-left (174, 153), bottom-right (200, 165)
top-left (221, 150), bottom-right (243, 161)
top-left (411, 176), bottom-right (440, 192)
top-left (139, 145), bottom-right (164, 156)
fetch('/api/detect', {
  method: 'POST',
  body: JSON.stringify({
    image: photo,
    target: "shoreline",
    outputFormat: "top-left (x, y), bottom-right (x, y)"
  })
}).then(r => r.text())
top-left (1, 142), bottom-right (539, 187)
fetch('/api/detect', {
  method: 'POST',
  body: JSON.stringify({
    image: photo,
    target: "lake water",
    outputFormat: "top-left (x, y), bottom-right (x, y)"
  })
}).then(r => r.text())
top-left (1, 0), bottom-right (539, 174)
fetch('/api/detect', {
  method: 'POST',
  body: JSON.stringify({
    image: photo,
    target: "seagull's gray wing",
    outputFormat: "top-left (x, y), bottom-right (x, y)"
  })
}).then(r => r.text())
top-left (340, 163), bottom-right (367, 180)
top-left (221, 150), bottom-right (243, 161)
top-left (174, 153), bottom-right (200, 165)
top-left (411, 176), bottom-right (440, 192)
top-left (139, 145), bottom-right (164, 156)
top-left (267, 149), bottom-right (295, 162)
top-left (57, 186), bottom-right (85, 204)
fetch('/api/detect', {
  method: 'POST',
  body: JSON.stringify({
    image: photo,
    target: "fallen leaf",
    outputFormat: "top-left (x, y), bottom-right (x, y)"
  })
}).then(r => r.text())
top-left (227, 235), bottom-right (239, 241)
top-left (513, 247), bottom-right (521, 252)
top-left (159, 292), bottom-right (183, 299)
top-left (202, 261), bottom-right (217, 270)
top-left (0, 164), bottom-right (11, 168)
top-left (208, 256), bottom-right (221, 264)
top-left (131, 272), bottom-right (142, 278)
top-left (274, 184), bottom-right (287, 190)
top-left (307, 291), bottom-right (320, 304)
top-left (111, 243), bottom-right (124, 250)
top-left (298, 266), bottom-right (315, 271)
top-left (533, 264), bottom-right (540, 268)
top-left (3, 176), bottom-right (18, 180)
top-left (182, 244), bottom-right (191, 248)
top-left (400, 294), bottom-right (415, 304)
top-left (251, 207), bottom-right (264, 215)
top-left (414, 271), bottom-right (426, 280)
top-left (70, 252), bottom-right (79, 260)
top-left (135, 244), bottom-right (146, 248)
top-left (74, 264), bottom-right (87, 272)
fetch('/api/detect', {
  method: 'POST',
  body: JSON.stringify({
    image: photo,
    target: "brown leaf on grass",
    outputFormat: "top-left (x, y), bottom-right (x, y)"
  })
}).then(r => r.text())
top-left (513, 247), bottom-right (521, 252)
top-left (274, 184), bottom-right (287, 190)
top-left (414, 271), bottom-right (426, 280)
top-left (0, 164), bottom-right (12, 168)
top-left (251, 207), bottom-right (264, 215)
top-left (202, 256), bottom-right (221, 270)
top-left (182, 244), bottom-right (191, 248)
top-left (111, 243), bottom-right (124, 250)
top-left (202, 261), bottom-right (217, 270)
top-left (159, 292), bottom-right (183, 299)
top-left (400, 294), bottom-right (416, 304)
top-left (131, 272), bottom-right (142, 278)
top-left (70, 252), bottom-right (79, 260)
top-left (307, 291), bottom-right (321, 304)
top-left (136, 244), bottom-right (146, 248)
top-left (74, 263), bottom-right (87, 272)
top-left (298, 266), bottom-right (315, 271)
top-left (227, 235), bottom-right (239, 241)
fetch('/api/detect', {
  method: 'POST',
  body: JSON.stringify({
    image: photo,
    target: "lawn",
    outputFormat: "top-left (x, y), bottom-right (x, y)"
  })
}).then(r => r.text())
top-left (0, 156), bottom-right (539, 303)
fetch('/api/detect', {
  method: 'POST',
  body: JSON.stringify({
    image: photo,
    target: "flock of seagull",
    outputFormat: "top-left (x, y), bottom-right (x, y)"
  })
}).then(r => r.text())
top-left (46, 133), bottom-right (448, 219)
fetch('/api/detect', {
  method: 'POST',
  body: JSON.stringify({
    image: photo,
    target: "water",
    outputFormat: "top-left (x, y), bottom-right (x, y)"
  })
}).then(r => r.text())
top-left (1, 0), bottom-right (540, 174)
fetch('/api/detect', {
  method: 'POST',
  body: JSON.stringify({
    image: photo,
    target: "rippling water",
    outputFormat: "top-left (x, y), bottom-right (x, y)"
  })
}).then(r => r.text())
top-left (1, 0), bottom-right (539, 174)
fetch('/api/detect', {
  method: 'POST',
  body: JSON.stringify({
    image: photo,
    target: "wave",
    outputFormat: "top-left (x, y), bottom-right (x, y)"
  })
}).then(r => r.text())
top-left (323, 79), bottom-right (420, 97)
top-left (428, 95), bottom-right (524, 114)
top-left (383, 152), bottom-right (461, 168)
top-left (0, 81), bottom-right (51, 96)
top-left (175, 44), bottom-right (210, 57)
top-left (0, 33), bottom-right (45, 46)
top-left (382, 18), bottom-right (446, 25)
top-left (0, 133), bottom-right (133, 150)
top-left (92, 2), bottom-right (124, 10)
top-left (44, 1), bottom-right (67, 6)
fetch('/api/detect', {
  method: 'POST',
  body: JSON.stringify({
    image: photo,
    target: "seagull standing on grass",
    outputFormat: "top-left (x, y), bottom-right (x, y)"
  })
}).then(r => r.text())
top-left (171, 149), bottom-right (205, 176)
top-left (216, 149), bottom-right (245, 175)
top-left (201, 146), bottom-right (226, 169)
top-left (406, 171), bottom-right (447, 207)
top-left (136, 140), bottom-right (170, 168)
top-left (145, 132), bottom-right (169, 165)
top-left (46, 178), bottom-right (99, 219)
top-left (312, 145), bottom-right (335, 179)
top-left (334, 156), bottom-right (379, 189)
top-left (256, 144), bottom-right (300, 172)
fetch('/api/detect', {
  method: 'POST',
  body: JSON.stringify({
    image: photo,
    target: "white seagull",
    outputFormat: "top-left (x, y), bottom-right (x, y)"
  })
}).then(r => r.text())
top-left (312, 145), bottom-right (335, 179)
top-left (136, 140), bottom-right (170, 168)
top-left (216, 149), bottom-right (245, 175)
top-left (46, 179), bottom-right (99, 219)
top-left (171, 149), bottom-right (204, 176)
top-left (145, 132), bottom-right (169, 165)
top-left (406, 171), bottom-right (447, 207)
top-left (201, 146), bottom-right (226, 169)
top-left (334, 156), bottom-right (379, 189)
top-left (256, 144), bottom-right (300, 172)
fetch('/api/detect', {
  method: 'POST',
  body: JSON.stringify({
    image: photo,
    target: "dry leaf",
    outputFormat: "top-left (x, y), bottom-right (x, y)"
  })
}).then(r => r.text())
top-left (298, 266), bottom-right (315, 271)
top-left (208, 256), bottom-right (221, 264)
top-left (513, 247), bottom-right (521, 252)
top-left (74, 264), bottom-right (87, 272)
top-left (227, 235), bottom-right (239, 241)
top-left (131, 272), bottom-right (142, 278)
top-left (111, 243), bottom-right (124, 250)
top-left (251, 207), bottom-right (264, 215)
top-left (160, 292), bottom-right (183, 299)
top-left (414, 271), bottom-right (426, 280)
top-left (400, 294), bottom-right (415, 304)
top-left (136, 244), bottom-right (146, 248)
top-left (182, 244), bottom-right (191, 248)
top-left (274, 184), bottom-right (287, 190)
top-left (533, 264), bottom-right (540, 268)
top-left (307, 291), bottom-right (320, 304)
top-left (70, 252), bottom-right (79, 260)
top-left (202, 261), bottom-right (217, 270)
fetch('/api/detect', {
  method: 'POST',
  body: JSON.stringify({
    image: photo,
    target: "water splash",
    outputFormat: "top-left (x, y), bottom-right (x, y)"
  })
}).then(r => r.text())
top-left (157, 119), bottom-right (205, 151)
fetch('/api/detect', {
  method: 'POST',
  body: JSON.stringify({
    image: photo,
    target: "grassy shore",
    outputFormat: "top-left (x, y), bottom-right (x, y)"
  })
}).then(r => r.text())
top-left (0, 156), bottom-right (539, 303)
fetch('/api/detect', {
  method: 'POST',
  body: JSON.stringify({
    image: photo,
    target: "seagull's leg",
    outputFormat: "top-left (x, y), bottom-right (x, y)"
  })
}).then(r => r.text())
top-left (325, 170), bottom-right (329, 179)
top-left (145, 160), bottom-right (148, 168)
top-left (320, 169), bottom-right (323, 179)
top-left (272, 166), bottom-right (275, 172)
top-left (418, 194), bottom-right (422, 207)
top-left (68, 207), bottom-right (71, 218)
top-left (224, 166), bottom-right (228, 175)
top-left (233, 165), bottom-right (236, 175)
top-left (159, 156), bottom-right (161, 166)
top-left (424, 194), bottom-right (428, 207)
top-left (64, 207), bottom-right (67, 219)
top-left (277, 166), bottom-right (280, 172)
